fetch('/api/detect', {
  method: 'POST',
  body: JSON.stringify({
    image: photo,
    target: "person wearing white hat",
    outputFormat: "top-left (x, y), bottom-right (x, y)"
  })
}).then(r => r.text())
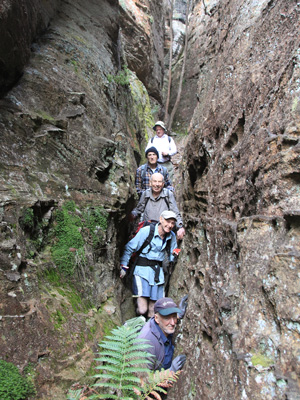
top-left (145, 121), bottom-right (177, 181)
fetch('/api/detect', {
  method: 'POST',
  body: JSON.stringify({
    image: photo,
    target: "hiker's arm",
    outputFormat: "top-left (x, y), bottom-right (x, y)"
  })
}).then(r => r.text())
top-left (132, 191), bottom-right (147, 218)
top-left (120, 227), bottom-right (151, 266)
top-left (169, 137), bottom-right (177, 156)
top-left (164, 170), bottom-right (174, 192)
top-left (168, 192), bottom-right (184, 230)
top-left (135, 167), bottom-right (143, 197)
top-left (176, 227), bottom-right (185, 240)
top-left (169, 233), bottom-right (178, 262)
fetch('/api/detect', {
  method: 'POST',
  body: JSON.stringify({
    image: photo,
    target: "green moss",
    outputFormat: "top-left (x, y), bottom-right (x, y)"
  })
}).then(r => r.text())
top-left (0, 360), bottom-right (36, 400)
top-left (102, 318), bottom-right (117, 337)
top-left (108, 65), bottom-right (130, 86)
top-left (50, 201), bottom-right (109, 275)
top-left (70, 59), bottom-right (78, 73)
top-left (83, 207), bottom-right (108, 248)
top-left (51, 201), bottom-right (85, 275)
top-left (53, 309), bottom-right (66, 330)
top-left (44, 268), bottom-right (61, 285)
top-left (36, 110), bottom-right (55, 121)
top-left (251, 353), bottom-right (274, 368)
top-left (21, 208), bottom-right (34, 229)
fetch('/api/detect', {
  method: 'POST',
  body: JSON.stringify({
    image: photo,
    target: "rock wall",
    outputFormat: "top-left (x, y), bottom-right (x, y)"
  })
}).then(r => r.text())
top-left (169, 0), bottom-right (300, 399)
top-left (1, 0), bottom-right (300, 399)
top-left (0, 0), bottom-right (61, 96)
top-left (0, 0), bottom-right (165, 398)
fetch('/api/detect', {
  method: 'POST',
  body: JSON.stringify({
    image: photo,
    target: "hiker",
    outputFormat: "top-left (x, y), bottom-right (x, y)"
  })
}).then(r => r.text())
top-left (135, 146), bottom-right (174, 197)
top-left (137, 297), bottom-right (187, 372)
top-left (145, 121), bottom-right (177, 181)
top-left (120, 211), bottom-right (178, 318)
top-left (131, 172), bottom-right (185, 240)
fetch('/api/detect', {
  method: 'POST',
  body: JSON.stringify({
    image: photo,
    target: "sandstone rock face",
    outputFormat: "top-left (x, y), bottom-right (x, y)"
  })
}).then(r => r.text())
top-left (120, 0), bottom-right (165, 101)
top-left (0, 0), bottom-right (159, 397)
top-left (0, 0), bottom-right (60, 96)
top-left (168, 0), bottom-right (300, 399)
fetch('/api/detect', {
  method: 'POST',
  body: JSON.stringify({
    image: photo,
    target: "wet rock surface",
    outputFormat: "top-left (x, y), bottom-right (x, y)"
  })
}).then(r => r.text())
top-left (0, 0), bottom-right (161, 397)
top-left (168, 0), bottom-right (300, 399)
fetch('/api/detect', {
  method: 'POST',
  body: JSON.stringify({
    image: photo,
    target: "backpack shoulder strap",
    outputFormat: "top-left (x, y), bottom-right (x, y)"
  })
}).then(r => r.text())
top-left (151, 137), bottom-right (154, 143)
top-left (161, 165), bottom-right (168, 180)
top-left (141, 164), bottom-right (147, 180)
top-left (162, 189), bottom-right (170, 209)
top-left (138, 223), bottom-right (155, 256)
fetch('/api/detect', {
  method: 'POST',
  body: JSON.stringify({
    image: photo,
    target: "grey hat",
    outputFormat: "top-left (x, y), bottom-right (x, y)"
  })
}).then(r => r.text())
top-left (154, 297), bottom-right (181, 316)
top-left (153, 121), bottom-right (166, 131)
top-left (160, 210), bottom-right (177, 221)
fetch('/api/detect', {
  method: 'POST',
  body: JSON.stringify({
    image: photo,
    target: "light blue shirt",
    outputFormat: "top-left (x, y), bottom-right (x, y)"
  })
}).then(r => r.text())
top-left (121, 224), bottom-right (177, 285)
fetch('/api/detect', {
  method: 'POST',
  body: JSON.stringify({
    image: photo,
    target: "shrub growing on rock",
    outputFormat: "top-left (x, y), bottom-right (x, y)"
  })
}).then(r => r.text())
top-left (0, 360), bottom-right (36, 400)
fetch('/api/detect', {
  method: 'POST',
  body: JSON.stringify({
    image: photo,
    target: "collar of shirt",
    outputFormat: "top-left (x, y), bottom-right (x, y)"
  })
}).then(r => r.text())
top-left (155, 133), bottom-right (167, 139)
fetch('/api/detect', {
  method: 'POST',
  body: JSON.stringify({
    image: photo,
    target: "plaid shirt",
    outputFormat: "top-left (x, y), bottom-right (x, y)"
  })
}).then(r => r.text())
top-left (135, 163), bottom-right (174, 196)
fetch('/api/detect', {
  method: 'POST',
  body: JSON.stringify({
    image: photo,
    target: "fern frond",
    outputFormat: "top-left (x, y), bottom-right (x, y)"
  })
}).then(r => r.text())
top-left (94, 365), bottom-right (124, 374)
top-left (125, 350), bottom-right (155, 360)
top-left (125, 342), bottom-right (153, 352)
top-left (94, 356), bottom-right (121, 365)
top-left (149, 391), bottom-right (162, 400)
top-left (93, 373), bottom-right (124, 382)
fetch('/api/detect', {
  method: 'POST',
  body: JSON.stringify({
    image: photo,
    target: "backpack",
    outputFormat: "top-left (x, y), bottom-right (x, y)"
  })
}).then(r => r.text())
top-left (128, 221), bottom-right (171, 279)
top-left (150, 136), bottom-right (171, 144)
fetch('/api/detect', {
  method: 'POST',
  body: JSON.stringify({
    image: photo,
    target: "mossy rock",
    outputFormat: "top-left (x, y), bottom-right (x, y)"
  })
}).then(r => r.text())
top-left (0, 360), bottom-right (36, 400)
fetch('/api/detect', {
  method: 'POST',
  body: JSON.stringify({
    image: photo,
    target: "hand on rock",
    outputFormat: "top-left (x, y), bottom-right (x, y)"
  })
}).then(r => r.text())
top-left (176, 227), bottom-right (185, 240)
top-left (178, 294), bottom-right (188, 319)
top-left (170, 354), bottom-right (186, 372)
top-left (120, 265), bottom-right (128, 279)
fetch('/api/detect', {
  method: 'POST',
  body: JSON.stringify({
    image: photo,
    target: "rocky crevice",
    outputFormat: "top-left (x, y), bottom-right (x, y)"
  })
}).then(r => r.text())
top-left (0, 0), bottom-right (300, 399)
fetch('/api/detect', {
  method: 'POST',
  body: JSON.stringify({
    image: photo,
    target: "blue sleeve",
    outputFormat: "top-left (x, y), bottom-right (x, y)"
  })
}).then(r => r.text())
top-left (169, 232), bottom-right (177, 262)
top-left (120, 226), bottom-right (151, 266)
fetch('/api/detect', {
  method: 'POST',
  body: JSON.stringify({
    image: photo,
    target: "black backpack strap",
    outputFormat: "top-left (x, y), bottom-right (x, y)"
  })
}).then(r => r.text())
top-left (137, 223), bottom-right (155, 256)
top-left (141, 164), bottom-right (147, 181)
top-left (144, 195), bottom-right (150, 210)
top-left (161, 165), bottom-right (168, 181)
top-left (164, 191), bottom-right (170, 209)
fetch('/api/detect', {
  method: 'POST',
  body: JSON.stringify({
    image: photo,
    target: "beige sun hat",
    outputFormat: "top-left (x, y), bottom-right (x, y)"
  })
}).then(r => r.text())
top-left (153, 121), bottom-right (166, 131)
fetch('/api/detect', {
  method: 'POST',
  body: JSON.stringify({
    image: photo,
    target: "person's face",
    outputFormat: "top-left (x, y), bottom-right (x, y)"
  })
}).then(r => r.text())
top-left (154, 312), bottom-right (178, 336)
top-left (155, 126), bottom-right (165, 137)
top-left (159, 217), bottom-right (176, 234)
top-left (150, 175), bottom-right (164, 194)
top-left (147, 152), bottom-right (158, 165)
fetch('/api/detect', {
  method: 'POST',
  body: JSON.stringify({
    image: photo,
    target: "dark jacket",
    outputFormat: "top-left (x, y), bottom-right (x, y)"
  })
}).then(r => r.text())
top-left (138, 317), bottom-right (174, 371)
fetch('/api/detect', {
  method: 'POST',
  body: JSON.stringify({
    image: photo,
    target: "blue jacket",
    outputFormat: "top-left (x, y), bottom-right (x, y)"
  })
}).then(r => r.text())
top-left (138, 317), bottom-right (174, 371)
top-left (120, 224), bottom-right (177, 285)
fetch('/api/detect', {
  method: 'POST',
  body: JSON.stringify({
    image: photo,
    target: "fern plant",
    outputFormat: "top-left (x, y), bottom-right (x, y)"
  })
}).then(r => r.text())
top-left (134, 369), bottom-right (181, 400)
top-left (67, 317), bottom-right (181, 400)
top-left (91, 320), bottom-right (153, 399)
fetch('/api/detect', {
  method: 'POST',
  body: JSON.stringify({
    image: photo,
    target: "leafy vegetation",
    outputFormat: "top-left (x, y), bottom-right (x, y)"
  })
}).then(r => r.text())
top-left (67, 318), bottom-right (181, 400)
top-left (0, 360), bottom-right (36, 400)
top-left (51, 201), bottom-right (108, 275)
top-left (108, 65), bottom-right (130, 86)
